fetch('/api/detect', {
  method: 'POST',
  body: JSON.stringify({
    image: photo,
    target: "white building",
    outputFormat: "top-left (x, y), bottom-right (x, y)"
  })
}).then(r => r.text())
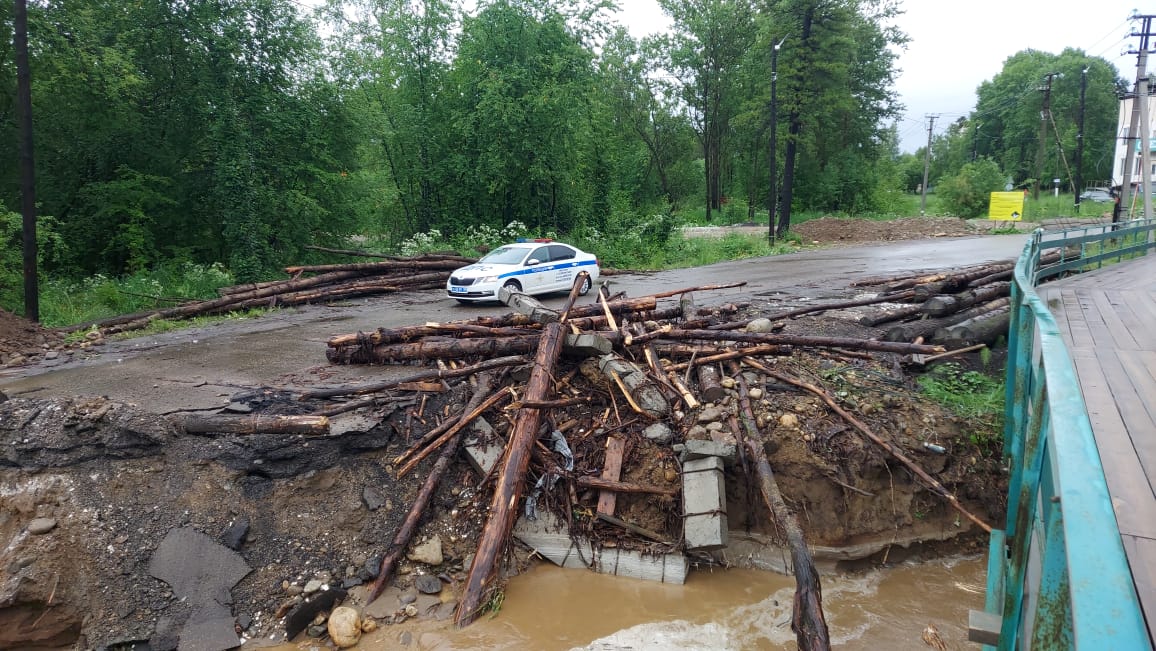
top-left (1112, 95), bottom-right (1156, 187)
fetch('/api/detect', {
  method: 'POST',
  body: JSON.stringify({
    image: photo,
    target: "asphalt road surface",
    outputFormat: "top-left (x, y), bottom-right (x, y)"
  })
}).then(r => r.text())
top-left (0, 234), bottom-right (1029, 413)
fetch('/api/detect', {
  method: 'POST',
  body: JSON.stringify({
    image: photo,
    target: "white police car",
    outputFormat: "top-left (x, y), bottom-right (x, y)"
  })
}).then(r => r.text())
top-left (447, 240), bottom-right (600, 304)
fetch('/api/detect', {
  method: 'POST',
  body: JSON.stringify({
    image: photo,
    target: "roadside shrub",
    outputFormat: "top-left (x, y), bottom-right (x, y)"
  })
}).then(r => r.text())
top-left (936, 158), bottom-right (1006, 218)
top-left (0, 212), bottom-right (69, 316)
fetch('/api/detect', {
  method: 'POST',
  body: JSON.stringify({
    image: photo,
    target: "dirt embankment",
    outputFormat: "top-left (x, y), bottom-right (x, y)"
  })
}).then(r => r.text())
top-left (0, 219), bottom-right (1009, 649)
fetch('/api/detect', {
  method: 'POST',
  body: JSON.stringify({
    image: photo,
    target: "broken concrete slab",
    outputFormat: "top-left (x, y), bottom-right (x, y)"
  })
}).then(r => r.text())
top-left (462, 417), bottom-right (504, 477)
top-left (674, 439), bottom-right (737, 466)
top-left (148, 527), bottom-right (251, 650)
top-left (682, 456), bottom-right (727, 551)
top-left (514, 511), bottom-right (687, 584)
top-left (514, 511), bottom-right (592, 570)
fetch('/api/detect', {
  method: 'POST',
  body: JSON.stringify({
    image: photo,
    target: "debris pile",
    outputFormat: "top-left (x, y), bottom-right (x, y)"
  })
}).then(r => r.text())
top-left (1, 263), bottom-right (1019, 650)
top-left (294, 272), bottom-right (996, 647)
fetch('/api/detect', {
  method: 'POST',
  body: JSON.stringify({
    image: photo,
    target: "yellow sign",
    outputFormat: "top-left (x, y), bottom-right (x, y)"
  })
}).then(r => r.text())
top-left (988, 192), bottom-right (1024, 221)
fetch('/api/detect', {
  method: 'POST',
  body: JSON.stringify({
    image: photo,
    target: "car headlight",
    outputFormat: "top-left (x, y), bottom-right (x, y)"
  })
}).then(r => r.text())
top-left (480, 275), bottom-right (499, 283)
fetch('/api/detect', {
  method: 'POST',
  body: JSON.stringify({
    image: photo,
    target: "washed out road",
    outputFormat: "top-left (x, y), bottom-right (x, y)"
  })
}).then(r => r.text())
top-left (0, 235), bottom-right (1028, 413)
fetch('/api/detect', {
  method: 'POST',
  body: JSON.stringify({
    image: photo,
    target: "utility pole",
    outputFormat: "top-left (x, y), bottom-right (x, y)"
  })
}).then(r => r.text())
top-left (1122, 14), bottom-right (1155, 222)
top-left (971, 120), bottom-right (980, 162)
top-left (768, 35), bottom-right (786, 244)
top-left (919, 114), bottom-right (936, 216)
top-left (1034, 72), bottom-right (1059, 201)
top-left (15, 0), bottom-right (38, 322)
top-left (1074, 67), bottom-right (1087, 214)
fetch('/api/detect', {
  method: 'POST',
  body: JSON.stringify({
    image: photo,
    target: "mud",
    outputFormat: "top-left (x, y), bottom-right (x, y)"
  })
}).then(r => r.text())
top-left (0, 233), bottom-right (1026, 649)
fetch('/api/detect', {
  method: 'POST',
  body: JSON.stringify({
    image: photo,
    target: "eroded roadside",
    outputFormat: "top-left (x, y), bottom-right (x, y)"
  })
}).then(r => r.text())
top-left (0, 234), bottom-right (1021, 649)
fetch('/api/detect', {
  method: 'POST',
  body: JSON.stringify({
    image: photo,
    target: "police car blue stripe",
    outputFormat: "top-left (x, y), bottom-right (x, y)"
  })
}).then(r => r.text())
top-left (497, 258), bottom-right (597, 280)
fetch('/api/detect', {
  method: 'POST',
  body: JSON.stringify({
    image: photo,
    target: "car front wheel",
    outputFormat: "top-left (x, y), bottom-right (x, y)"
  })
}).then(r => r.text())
top-left (578, 275), bottom-right (592, 296)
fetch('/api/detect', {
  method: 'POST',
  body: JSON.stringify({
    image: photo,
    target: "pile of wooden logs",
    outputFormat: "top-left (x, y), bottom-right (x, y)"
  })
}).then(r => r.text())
top-left (60, 253), bottom-right (476, 336)
top-left (308, 273), bottom-right (996, 651)
top-left (851, 253), bottom-right (1061, 346)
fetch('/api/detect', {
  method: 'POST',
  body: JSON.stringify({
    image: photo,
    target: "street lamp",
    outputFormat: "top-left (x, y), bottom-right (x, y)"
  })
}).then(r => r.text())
top-left (768, 35), bottom-right (786, 243)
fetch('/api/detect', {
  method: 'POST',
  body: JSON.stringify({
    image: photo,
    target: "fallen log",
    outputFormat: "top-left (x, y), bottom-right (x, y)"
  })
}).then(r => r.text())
top-left (327, 323), bottom-right (541, 349)
top-left (697, 364), bottom-right (726, 402)
top-left (62, 268), bottom-right (437, 333)
top-left (596, 436), bottom-right (627, 516)
top-left (284, 259), bottom-right (469, 275)
top-left (920, 281), bottom-right (1010, 318)
top-left (857, 303), bottom-right (924, 327)
top-left (456, 321), bottom-right (566, 627)
top-left (328, 334), bottom-right (539, 364)
top-left (730, 362), bottom-right (830, 651)
top-left (579, 475), bottom-right (678, 496)
top-left (597, 354), bottom-right (670, 418)
top-left (910, 264), bottom-right (1012, 300)
top-left (709, 290), bottom-right (916, 330)
top-left (664, 344), bottom-right (789, 372)
top-left (172, 414), bottom-right (330, 435)
top-left (300, 355), bottom-right (527, 399)
top-left (741, 358), bottom-right (992, 534)
top-left (658, 329), bottom-right (944, 355)
top-left (884, 298), bottom-right (1010, 343)
top-left (932, 305), bottom-right (1011, 345)
top-left (367, 373), bottom-right (495, 603)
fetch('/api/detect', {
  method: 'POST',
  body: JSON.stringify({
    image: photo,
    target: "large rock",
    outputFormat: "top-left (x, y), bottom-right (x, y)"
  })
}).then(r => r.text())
top-left (406, 536), bottom-right (443, 566)
top-left (327, 607), bottom-right (362, 648)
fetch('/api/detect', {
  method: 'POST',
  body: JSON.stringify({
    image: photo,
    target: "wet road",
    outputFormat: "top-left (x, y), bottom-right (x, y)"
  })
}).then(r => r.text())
top-left (0, 234), bottom-right (1028, 412)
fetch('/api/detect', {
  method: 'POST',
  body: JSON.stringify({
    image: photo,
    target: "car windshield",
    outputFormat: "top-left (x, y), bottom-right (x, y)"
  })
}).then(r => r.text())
top-left (479, 246), bottom-right (529, 265)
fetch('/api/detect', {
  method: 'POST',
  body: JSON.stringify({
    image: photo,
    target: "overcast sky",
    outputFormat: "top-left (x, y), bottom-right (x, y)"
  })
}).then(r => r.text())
top-left (613, 1), bottom-right (1142, 152)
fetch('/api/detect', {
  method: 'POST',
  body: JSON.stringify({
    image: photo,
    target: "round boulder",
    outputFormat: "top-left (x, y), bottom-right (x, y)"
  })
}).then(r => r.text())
top-left (327, 606), bottom-right (362, 648)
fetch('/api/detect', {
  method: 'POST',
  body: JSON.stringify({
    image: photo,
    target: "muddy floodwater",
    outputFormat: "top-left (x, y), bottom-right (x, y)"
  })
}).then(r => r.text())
top-left (266, 555), bottom-right (984, 650)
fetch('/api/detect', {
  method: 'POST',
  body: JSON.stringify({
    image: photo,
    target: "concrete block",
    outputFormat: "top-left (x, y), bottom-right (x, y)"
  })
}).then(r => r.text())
top-left (682, 455), bottom-right (727, 551)
top-left (674, 439), bottom-right (737, 466)
top-left (684, 513), bottom-right (728, 550)
top-left (594, 547), bottom-right (688, 584)
top-left (462, 417), bottom-right (503, 476)
top-left (563, 333), bottom-right (613, 357)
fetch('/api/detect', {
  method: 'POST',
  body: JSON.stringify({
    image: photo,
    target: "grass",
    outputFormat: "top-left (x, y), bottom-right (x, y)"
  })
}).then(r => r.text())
top-left (917, 361), bottom-right (1005, 450)
top-left (34, 262), bottom-right (235, 328)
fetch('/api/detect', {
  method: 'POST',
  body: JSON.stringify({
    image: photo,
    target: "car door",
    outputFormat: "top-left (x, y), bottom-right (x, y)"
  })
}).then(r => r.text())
top-left (523, 246), bottom-right (552, 293)
top-left (547, 244), bottom-right (577, 292)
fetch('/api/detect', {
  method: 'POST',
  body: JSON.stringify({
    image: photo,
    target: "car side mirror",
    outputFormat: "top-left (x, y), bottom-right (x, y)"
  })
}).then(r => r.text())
top-left (526, 258), bottom-right (540, 266)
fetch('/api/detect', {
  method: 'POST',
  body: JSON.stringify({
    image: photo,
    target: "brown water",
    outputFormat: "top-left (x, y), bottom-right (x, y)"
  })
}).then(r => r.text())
top-left (295, 555), bottom-right (986, 650)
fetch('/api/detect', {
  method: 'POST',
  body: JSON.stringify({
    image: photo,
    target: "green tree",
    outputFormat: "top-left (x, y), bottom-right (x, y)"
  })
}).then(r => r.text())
top-left (974, 49), bottom-right (1123, 191)
top-left (659, 0), bottom-right (757, 222)
top-left (937, 158), bottom-right (1006, 218)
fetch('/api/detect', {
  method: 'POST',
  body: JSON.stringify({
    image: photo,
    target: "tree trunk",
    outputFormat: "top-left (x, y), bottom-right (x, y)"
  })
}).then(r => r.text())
top-left (730, 362), bottom-right (830, 651)
top-left (172, 414), bottom-right (329, 435)
top-left (658, 329), bottom-right (943, 355)
top-left (885, 298), bottom-right (1010, 343)
top-left (456, 322), bottom-right (566, 627)
top-left (932, 306), bottom-right (1012, 345)
top-left (921, 282), bottom-right (1010, 318)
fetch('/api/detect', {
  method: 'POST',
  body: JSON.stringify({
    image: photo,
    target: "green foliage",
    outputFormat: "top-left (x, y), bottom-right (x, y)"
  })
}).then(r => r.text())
top-left (918, 362), bottom-right (1005, 449)
top-left (37, 262), bottom-right (233, 328)
top-left (0, 212), bottom-right (69, 316)
top-left (937, 158), bottom-right (1007, 218)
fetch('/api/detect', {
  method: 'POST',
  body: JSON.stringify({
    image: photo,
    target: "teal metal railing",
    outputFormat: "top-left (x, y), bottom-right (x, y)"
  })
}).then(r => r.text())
top-left (984, 218), bottom-right (1156, 649)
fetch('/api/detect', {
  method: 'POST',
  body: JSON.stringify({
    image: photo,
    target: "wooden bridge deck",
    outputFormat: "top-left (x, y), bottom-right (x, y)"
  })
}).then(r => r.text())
top-left (1039, 254), bottom-right (1156, 643)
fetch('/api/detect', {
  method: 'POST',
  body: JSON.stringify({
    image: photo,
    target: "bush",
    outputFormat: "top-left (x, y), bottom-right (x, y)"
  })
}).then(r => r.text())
top-left (1, 212), bottom-right (69, 315)
top-left (936, 158), bottom-right (1006, 218)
